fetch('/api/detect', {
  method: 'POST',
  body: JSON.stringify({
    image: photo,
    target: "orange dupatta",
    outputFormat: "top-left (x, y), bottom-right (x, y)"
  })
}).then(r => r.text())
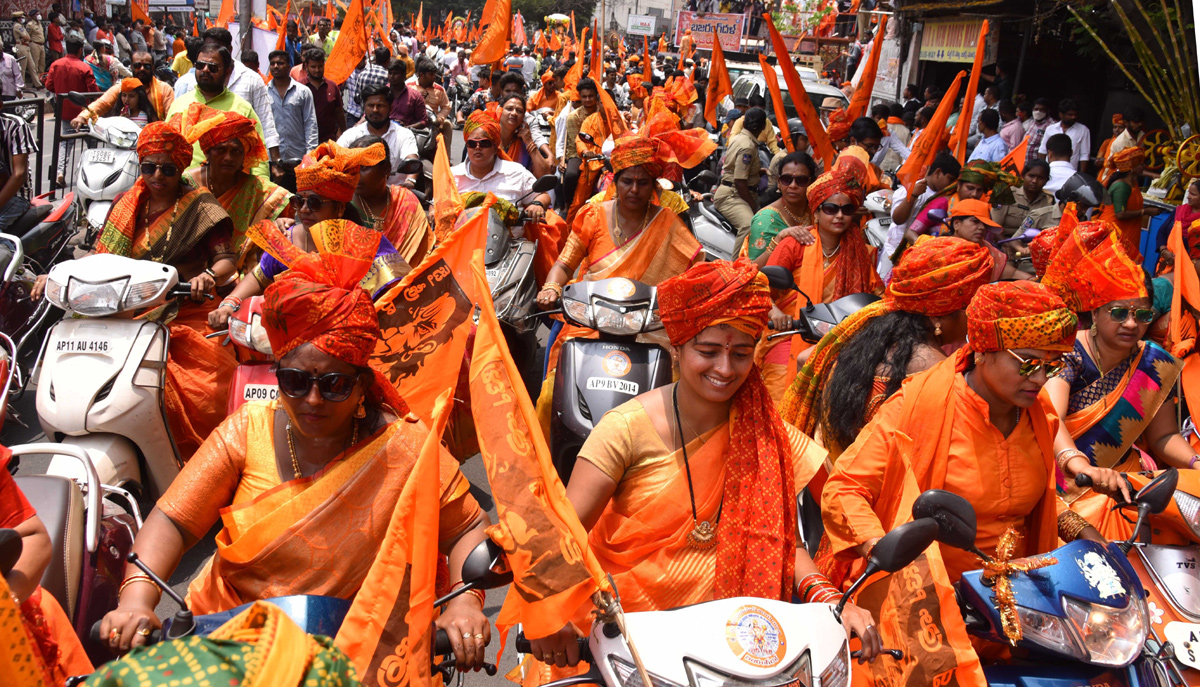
top-left (378, 184), bottom-right (434, 266)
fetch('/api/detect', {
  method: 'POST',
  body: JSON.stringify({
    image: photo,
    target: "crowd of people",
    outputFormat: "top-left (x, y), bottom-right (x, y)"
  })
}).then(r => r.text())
top-left (1, 6), bottom-right (1196, 687)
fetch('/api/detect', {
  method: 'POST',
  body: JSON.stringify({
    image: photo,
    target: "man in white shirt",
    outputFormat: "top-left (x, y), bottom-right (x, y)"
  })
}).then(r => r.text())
top-left (1042, 133), bottom-right (1077, 195)
top-left (1110, 106), bottom-right (1146, 156)
top-left (1038, 98), bottom-right (1091, 173)
top-left (520, 47), bottom-right (537, 85)
top-left (336, 84), bottom-right (418, 181)
top-left (881, 152), bottom-right (960, 280)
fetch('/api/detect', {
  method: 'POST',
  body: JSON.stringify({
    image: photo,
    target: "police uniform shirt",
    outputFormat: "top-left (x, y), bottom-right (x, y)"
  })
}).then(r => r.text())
top-left (721, 129), bottom-right (761, 187)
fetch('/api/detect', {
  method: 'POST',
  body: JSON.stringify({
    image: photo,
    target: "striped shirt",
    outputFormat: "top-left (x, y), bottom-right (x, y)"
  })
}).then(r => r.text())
top-left (345, 63), bottom-right (388, 119)
top-left (0, 113), bottom-right (38, 200)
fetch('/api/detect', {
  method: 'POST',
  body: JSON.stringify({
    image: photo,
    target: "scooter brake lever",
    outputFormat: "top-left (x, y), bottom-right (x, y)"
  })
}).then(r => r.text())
top-left (851, 648), bottom-right (904, 660)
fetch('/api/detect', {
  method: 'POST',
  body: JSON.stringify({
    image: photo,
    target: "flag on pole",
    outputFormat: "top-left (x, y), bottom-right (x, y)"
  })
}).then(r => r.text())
top-left (643, 36), bottom-right (652, 84)
top-left (325, 0), bottom-right (369, 84)
top-left (758, 54), bottom-right (794, 153)
top-left (998, 136), bottom-right (1028, 178)
top-left (846, 14), bottom-right (888, 121)
top-left (949, 20), bottom-right (989, 163)
top-left (432, 133), bottom-right (463, 241)
top-left (214, 0), bottom-right (234, 28)
top-left (473, 0), bottom-right (512, 65)
top-left (589, 19), bottom-right (601, 78)
top-left (763, 13), bottom-right (834, 168)
top-left (704, 34), bottom-right (732, 129)
top-left (274, 0), bottom-right (292, 51)
top-left (895, 71), bottom-right (966, 192)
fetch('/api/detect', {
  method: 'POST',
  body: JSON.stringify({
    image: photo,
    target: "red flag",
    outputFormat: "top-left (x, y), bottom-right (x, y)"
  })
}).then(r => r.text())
top-left (949, 19), bottom-right (989, 162)
top-left (324, 0), bottom-right (368, 83)
top-left (758, 54), bottom-right (793, 153)
top-left (998, 136), bottom-right (1028, 177)
top-left (473, 0), bottom-right (512, 65)
top-left (846, 14), bottom-right (888, 121)
top-left (704, 34), bottom-right (732, 129)
top-left (895, 71), bottom-right (966, 192)
top-left (763, 13), bottom-right (834, 168)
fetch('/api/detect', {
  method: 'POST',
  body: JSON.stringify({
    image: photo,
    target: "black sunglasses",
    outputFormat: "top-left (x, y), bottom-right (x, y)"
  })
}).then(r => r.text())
top-left (466, 139), bottom-right (494, 150)
top-left (140, 162), bottom-right (179, 177)
top-left (1106, 306), bottom-right (1156, 325)
top-left (778, 174), bottom-right (812, 187)
top-left (275, 367), bottom-right (361, 402)
top-left (289, 194), bottom-right (332, 211)
top-left (194, 60), bottom-right (222, 72)
top-left (818, 202), bottom-right (857, 216)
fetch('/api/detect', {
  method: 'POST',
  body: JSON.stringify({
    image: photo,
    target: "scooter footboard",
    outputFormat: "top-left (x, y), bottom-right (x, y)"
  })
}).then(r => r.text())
top-left (983, 661), bottom-right (1146, 687)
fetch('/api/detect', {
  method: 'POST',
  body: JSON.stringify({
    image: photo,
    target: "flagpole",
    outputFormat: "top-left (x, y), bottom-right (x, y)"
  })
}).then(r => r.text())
top-left (239, 0), bottom-right (251, 53)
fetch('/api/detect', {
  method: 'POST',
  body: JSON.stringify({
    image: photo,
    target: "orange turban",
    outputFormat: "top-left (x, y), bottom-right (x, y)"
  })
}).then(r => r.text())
top-left (966, 281), bottom-right (1078, 353)
top-left (463, 109), bottom-right (502, 146)
top-left (137, 120), bottom-right (192, 171)
top-left (261, 219), bottom-right (408, 413)
top-left (627, 74), bottom-right (647, 100)
top-left (1112, 146), bottom-right (1146, 172)
top-left (540, 69), bottom-right (555, 85)
top-left (120, 77), bottom-right (144, 93)
top-left (827, 107), bottom-right (852, 141)
top-left (295, 141), bottom-right (387, 202)
top-left (610, 107), bottom-right (715, 176)
top-left (178, 103), bottom-right (268, 174)
top-left (655, 258), bottom-right (796, 602)
top-left (1041, 220), bottom-right (1147, 312)
top-left (807, 165), bottom-right (863, 208)
top-left (1112, 113), bottom-right (1125, 126)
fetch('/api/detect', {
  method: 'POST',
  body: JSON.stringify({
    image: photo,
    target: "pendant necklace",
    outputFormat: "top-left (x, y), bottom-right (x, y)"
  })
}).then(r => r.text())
top-left (673, 384), bottom-right (721, 549)
top-left (286, 418), bottom-right (359, 479)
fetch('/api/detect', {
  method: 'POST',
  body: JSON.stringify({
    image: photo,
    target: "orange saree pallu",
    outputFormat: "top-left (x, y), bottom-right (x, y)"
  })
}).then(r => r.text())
top-left (372, 185), bottom-right (436, 267)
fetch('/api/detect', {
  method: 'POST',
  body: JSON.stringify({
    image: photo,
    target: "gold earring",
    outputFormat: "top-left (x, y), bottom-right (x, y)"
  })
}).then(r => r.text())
top-left (934, 321), bottom-right (942, 337)
top-left (355, 397), bottom-right (366, 419)
top-left (1090, 320), bottom-right (1098, 335)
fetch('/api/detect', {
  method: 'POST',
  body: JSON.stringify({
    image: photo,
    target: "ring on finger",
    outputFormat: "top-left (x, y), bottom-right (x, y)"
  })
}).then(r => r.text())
top-left (462, 631), bottom-right (473, 639)
top-left (109, 628), bottom-right (121, 641)
top-left (474, 634), bottom-right (484, 640)
top-left (137, 627), bottom-right (152, 637)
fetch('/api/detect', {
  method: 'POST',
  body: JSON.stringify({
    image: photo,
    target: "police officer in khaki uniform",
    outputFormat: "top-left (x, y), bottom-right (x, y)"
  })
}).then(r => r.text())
top-left (991, 160), bottom-right (1054, 237)
top-left (11, 12), bottom-right (42, 90)
top-left (25, 13), bottom-right (46, 81)
top-left (716, 107), bottom-right (766, 254)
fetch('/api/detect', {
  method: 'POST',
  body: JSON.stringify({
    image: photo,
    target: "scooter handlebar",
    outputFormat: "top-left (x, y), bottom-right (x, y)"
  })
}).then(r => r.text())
top-left (89, 619), bottom-right (162, 646)
top-left (852, 648), bottom-right (904, 660)
top-left (432, 628), bottom-right (499, 676)
top-left (513, 633), bottom-right (592, 663)
top-left (167, 284), bottom-right (215, 300)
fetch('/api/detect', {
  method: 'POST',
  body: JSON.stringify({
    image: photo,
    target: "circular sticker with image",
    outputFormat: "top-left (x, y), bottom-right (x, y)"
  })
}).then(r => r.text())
top-left (725, 605), bottom-right (787, 668)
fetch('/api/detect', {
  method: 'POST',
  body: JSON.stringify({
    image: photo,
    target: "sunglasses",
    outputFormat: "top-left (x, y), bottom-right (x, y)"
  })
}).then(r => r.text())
top-left (1007, 349), bottom-right (1067, 378)
top-left (275, 367), bottom-right (361, 402)
top-left (289, 194), bottom-right (332, 211)
top-left (778, 174), bottom-right (812, 187)
top-left (466, 139), bottom-right (494, 150)
top-left (140, 162), bottom-right (179, 177)
top-left (194, 60), bottom-right (222, 72)
top-left (818, 202), bottom-right (857, 216)
top-left (1105, 306), bottom-right (1156, 325)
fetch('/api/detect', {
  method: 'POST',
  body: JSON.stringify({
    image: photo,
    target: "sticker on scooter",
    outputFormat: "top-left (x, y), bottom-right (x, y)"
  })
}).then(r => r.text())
top-left (586, 377), bottom-right (638, 395)
top-left (242, 384), bottom-right (280, 402)
top-left (606, 278), bottom-right (637, 299)
top-left (1163, 622), bottom-right (1200, 669)
top-left (725, 604), bottom-right (787, 668)
top-left (601, 351), bottom-right (632, 377)
top-left (56, 338), bottom-right (110, 354)
top-left (1077, 551), bottom-right (1125, 599)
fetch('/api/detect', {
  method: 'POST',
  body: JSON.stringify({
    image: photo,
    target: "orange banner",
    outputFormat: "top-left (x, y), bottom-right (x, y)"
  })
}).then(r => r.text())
top-left (949, 19), bottom-right (989, 162)
top-left (325, 0), bottom-right (368, 84)
top-left (705, 34), bottom-right (732, 129)
top-left (432, 133), bottom-right (462, 241)
top-left (895, 71), bottom-right (965, 192)
top-left (468, 262), bottom-right (611, 642)
top-left (474, 0), bottom-right (512, 65)
top-left (846, 14), bottom-right (888, 121)
top-left (372, 197), bottom-right (493, 424)
top-left (274, 0), bottom-right (291, 51)
top-left (998, 135), bottom-right (1028, 178)
top-left (758, 54), bottom-right (793, 153)
top-left (333, 390), bottom-right (449, 687)
top-left (763, 13), bottom-right (833, 168)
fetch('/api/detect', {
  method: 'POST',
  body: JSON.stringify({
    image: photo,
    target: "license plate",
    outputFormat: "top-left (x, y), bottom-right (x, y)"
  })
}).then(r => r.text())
top-left (1165, 622), bottom-right (1200, 669)
top-left (586, 377), bottom-right (638, 396)
top-left (242, 384), bottom-right (279, 402)
top-left (55, 338), bottom-right (110, 354)
top-left (87, 149), bottom-right (115, 164)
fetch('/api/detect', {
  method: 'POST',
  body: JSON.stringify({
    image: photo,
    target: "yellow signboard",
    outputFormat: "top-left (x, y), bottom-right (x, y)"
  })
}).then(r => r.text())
top-left (919, 18), bottom-right (999, 64)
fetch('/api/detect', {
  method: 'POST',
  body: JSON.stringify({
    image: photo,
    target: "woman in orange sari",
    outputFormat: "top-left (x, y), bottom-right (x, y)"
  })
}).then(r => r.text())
top-left (1041, 220), bottom-right (1191, 536)
top-left (349, 134), bottom-right (434, 266)
top-left (1098, 147), bottom-right (1154, 261)
top-left (762, 156), bottom-right (884, 402)
top-left (527, 260), bottom-right (881, 677)
top-left (98, 225), bottom-right (492, 669)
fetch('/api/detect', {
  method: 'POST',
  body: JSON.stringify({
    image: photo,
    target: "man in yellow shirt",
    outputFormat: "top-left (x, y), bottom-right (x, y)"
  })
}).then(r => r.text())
top-left (311, 17), bottom-right (339, 56)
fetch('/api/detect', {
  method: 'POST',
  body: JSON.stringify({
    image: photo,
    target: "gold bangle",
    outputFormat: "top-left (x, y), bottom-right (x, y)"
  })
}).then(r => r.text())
top-left (1056, 449), bottom-right (1088, 476)
top-left (541, 282), bottom-right (563, 296)
top-left (1058, 510), bottom-right (1091, 542)
top-left (118, 574), bottom-right (160, 599)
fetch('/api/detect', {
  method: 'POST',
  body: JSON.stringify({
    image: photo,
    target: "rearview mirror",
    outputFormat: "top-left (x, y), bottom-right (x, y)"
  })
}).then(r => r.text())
top-left (398, 158), bottom-right (424, 175)
top-left (869, 519), bottom-right (939, 573)
top-left (912, 490), bottom-right (978, 553)
top-left (67, 91), bottom-right (91, 108)
top-left (532, 175), bottom-right (558, 194)
top-left (759, 265), bottom-right (796, 291)
top-left (459, 539), bottom-right (513, 591)
top-left (1138, 468), bottom-right (1179, 515)
top-left (577, 132), bottom-right (596, 146)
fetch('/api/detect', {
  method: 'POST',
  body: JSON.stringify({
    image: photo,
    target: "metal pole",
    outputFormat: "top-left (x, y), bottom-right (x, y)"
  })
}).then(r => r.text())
top-left (1012, 18), bottom-right (1031, 102)
top-left (239, 0), bottom-right (252, 54)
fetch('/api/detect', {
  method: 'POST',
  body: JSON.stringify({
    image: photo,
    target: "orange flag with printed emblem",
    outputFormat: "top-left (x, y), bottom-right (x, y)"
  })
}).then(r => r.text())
top-left (846, 14), bottom-right (887, 121)
top-left (474, 0), bottom-right (512, 65)
top-left (998, 136), bottom-right (1028, 177)
top-left (758, 54), bottom-right (793, 153)
top-left (333, 389), bottom-right (449, 687)
top-left (371, 197), bottom-right (493, 424)
top-left (950, 19), bottom-right (989, 163)
top-left (764, 13), bottom-right (833, 167)
top-left (325, 0), bottom-right (368, 83)
top-left (704, 34), bottom-right (732, 129)
top-left (468, 262), bottom-right (612, 643)
top-left (432, 133), bottom-right (462, 241)
top-left (895, 71), bottom-right (965, 192)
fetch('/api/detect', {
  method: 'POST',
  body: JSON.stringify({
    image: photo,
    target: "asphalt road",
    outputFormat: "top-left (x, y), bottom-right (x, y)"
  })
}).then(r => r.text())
top-left (8, 122), bottom-right (527, 685)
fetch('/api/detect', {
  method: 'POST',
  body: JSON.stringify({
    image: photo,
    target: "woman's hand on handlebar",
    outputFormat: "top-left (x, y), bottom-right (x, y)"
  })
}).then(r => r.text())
top-left (99, 604), bottom-right (161, 654)
top-left (841, 602), bottom-right (882, 664)
top-left (209, 305), bottom-right (234, 329)
top-left (433, 594), bottom-right (491, 672)
top-left (769, 305), bottom-right (791, 332)
top-left (30, 274), bottom-right (48, 301)
top-left (1072, 461), bottom-right (1133, 504)
top-left (528, 623), bottom-right (584, 668)
top-left (189, 273), bottom-right (215, 302)
top-left (536, 286), bottom-right (561, 309)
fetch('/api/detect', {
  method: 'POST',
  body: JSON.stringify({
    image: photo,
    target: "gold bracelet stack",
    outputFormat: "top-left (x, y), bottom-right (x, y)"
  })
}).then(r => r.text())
top-left (541, 282), bottom-right (563, 296)
top-left (118, 573), bottom-right (161, 599)
top-left (1055, 448), bottom-right (1088, 477)
top-left (1058, 510), bottom-right (1091, 542)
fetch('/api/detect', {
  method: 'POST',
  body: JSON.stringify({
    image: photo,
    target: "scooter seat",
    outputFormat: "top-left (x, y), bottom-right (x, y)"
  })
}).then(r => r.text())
top-left (7, 201), bottom-right (51, 238)
top-left (14, 475), bottom-right (84, 621)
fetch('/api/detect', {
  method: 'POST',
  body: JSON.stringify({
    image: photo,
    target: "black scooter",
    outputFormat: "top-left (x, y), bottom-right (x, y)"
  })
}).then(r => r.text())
top-left (760, 265), bottom-right (880, 343)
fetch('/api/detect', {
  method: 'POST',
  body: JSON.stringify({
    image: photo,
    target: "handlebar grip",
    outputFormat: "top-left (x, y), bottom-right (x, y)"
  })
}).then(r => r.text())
top-left (851, 648), bottom-right (904, 660)
top-left (514, 634), bottom-right (592, 663)
top-left (434, 629), bottom-right (452, 656)
top-left (1075, 473), bottom-right (1093, 488)
top-left (90, 619), bottom-right (161, 645)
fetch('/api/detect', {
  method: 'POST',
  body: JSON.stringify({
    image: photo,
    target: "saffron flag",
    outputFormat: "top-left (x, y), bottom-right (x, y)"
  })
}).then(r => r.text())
top-left (513, 11), bottom-right (527, 48)
top-left (846, 14), bottom-right (888, 121)
top-left (371, 196), bottom-right (493, 424)
top-left (949, 19), bottom-right (989, 163)
top-left (763, 13), bottom-right (834, 168)
top-left (998, 136), bottom-right (1028, 178)
top-left (758, 54), bottom-right (793, 153)
top-left (570, 11), bottom-right (577, 46)
top-left (643, 37), bottom-right (652, 84)
top-left (895, 71), bottom-right (965, 193)
top-left (325, 0), bottom-right (368, 83)
top-left (275, 0), bottom-right (292, 51)
top-left (432, 133), bottom-right (462, 241)
top-left (326, 0), bottom-right (336, 20)
top-left (589, 19), bottom-right (601, 79)
top-left (562, 28), bottom-right (586, 96)
top-left (333, 390), bottom-right (449, 687)
top-left (1170, 221), bottom-right (1200, 347)
top-left (469, 262), bottom-right (612, 643)
top-left (474, 0), bottom-right (512, 65)
top-left (214, 0), bottom-right (233, 28)
top-left (704, 34), bottom-right (732, 129)
top-left (415, 2), bottom-right (423, 40)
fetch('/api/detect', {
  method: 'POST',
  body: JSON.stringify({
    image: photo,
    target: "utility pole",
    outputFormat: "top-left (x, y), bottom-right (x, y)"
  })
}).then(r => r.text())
top-left (239, 0), bottom-right (252, 53)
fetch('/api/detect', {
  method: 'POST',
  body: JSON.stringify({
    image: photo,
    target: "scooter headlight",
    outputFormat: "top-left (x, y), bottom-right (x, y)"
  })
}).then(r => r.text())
top-left (44, 278), bottom-right (65, 309)
top-left (817, 641), bottom-right (847, 687)
top-left (610, 656), bottom-right (684, 687)
top-left (1062, 596), bottom-right (1147, 666)
top-left (123, 279), bottom-right (167, 309)
top-left (229, 316), bottom-right (252, 348)
top-left (106, 127), bottom-right (139, 148)
top-left (1174, 491), bottom-right (1200, 538)
top-left (594, 300), bottom-right (647, 336)
top-left (563, 297), bottom-right (590, 326)
top-left (1016, 605), bottom-right (1086, 661)
top-left (684, 651), bottom-right (813, 687)
top-left (67, 277), bottom-right (129, 317)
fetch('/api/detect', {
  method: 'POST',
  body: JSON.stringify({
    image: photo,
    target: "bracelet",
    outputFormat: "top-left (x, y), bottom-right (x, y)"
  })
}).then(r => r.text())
top-left (204, 267), bottom-right (218, 280)
top-left (1055, 448), bottom-right (1088, 477)
top-left (118, 574), bottom-right (160, 599)
top-left (468, 588), bottom-right (487, 608)
top-left (541, 282), bottom-right (563, 296)
top-left (1057, 510), bottom-right (1091, 543)
top-left (220, 296), bottom-right (242, 312)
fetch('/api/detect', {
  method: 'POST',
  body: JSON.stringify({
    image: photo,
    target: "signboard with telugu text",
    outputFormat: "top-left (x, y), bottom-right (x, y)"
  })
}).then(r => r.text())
top-left (674, 11), bottom-right (745, 52)
top-left (918, 18), bottom-right (999, 64)
top-left (627, 14), bottom-right (655, 36)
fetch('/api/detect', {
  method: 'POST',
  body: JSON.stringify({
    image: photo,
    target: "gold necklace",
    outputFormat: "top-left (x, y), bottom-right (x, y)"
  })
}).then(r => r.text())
top-left (286, 419), bottom-right (360, 479)
top-left (780, 203), bottom-right (806, 227)
top-left (356, 191), bottom-right (390, 230)
top-left (613, 204), bottom-right (651, 244)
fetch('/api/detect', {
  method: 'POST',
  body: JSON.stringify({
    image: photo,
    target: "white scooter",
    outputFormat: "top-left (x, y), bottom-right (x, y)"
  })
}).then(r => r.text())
top-left (74, 115), bottom-right (141, 246)
top-left (36, 253), bottom-right (200, 501)
top-left (862, 189), bottom-right (892, 250)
